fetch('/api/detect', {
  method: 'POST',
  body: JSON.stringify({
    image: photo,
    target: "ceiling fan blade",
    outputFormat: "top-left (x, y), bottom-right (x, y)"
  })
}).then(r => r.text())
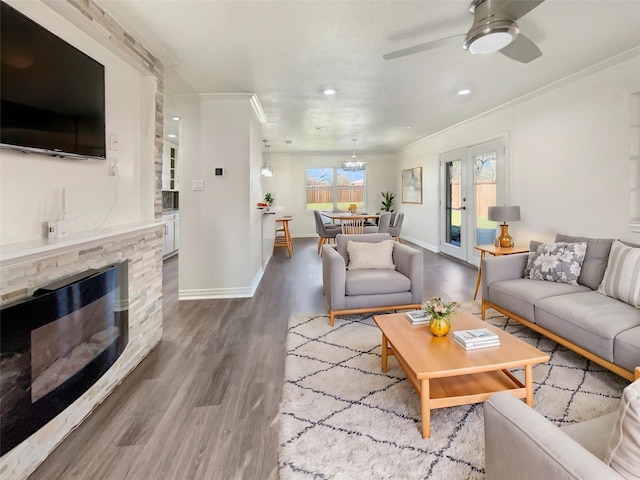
top-left (382, 34), bottom-right (464, 60)
top-left (497, 0), bottom-right (545, 21)
top-left (499, 34), bottom-right (542, 63)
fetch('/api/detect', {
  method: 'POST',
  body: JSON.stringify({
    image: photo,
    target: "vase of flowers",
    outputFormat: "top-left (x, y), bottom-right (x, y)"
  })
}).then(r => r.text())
top-left (423, 297), bottom-right (458, 337)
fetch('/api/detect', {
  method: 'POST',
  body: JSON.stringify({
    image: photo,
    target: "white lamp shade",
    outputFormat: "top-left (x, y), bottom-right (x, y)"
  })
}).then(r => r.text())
top-left (488, 206), bottom-right (521, 223)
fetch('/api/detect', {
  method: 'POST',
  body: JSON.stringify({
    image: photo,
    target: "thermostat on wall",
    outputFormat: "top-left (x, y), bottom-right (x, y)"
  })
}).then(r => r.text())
top-left (215, 168), bottom-right (224, 176)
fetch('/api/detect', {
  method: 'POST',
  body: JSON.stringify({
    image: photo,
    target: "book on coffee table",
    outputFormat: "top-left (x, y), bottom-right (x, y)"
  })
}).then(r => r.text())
top-left (405, 310), bottom-right (431, 325)
top-left (453, 328), bottom-right (500, 350)
top-left (453, 336), bottom-right (500, 350)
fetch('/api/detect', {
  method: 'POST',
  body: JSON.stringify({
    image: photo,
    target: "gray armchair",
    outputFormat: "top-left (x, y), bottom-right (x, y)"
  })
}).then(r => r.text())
top-left (484, 366), bottom-right (640, 480)
top-left (322, 233), bottom-right (423, 326)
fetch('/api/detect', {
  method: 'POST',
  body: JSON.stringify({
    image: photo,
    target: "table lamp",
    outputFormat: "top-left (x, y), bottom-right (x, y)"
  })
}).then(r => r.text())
top-left (488, 206), bottom-right (521, 247)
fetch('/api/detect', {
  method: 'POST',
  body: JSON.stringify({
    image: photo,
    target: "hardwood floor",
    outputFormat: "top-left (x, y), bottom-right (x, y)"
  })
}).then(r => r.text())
top-left (30, 238), bottom-right (476, 480)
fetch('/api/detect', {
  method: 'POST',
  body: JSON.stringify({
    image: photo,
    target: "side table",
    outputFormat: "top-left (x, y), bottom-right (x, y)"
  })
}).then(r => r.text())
top-left (473, 244), bottom-right (529, 300)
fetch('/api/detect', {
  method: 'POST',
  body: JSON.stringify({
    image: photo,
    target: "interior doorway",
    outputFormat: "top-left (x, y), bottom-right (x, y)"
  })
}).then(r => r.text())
top-left (439, 138), bottom-right (505, 265)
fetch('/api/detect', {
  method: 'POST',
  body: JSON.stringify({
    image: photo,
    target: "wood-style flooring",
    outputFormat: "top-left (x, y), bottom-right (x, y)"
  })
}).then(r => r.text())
top-left (29, 238), bottom-right (477, 480)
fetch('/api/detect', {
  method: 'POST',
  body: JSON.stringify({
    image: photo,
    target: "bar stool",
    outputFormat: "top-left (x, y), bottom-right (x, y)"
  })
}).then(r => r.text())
top-left (275, 216), bottom-right (293, 258)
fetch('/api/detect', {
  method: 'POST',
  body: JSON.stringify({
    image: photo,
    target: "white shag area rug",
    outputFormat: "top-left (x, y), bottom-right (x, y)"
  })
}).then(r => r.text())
top-left (278, 302), bottom-right (628, 480)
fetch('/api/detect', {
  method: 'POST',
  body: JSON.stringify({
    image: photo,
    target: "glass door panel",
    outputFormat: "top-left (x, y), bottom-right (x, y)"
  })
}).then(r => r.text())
top-left (474, 152), bottom-right (498, 246)
top-left (445, 160), bottom-right (462, 246)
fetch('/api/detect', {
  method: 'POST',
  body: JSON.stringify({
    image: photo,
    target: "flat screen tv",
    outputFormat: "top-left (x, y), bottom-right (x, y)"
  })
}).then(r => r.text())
top-left (1, 1), bottom-right (106, 160)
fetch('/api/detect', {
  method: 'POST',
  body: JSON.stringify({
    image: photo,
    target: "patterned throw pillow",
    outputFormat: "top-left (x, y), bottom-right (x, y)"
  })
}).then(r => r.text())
top-left (605, 378), bottom-right (640, 478)
top-left (527, 242), bottom-right (587, 285)
top-left (597, 240), bottom-right (640, 308)
top-left (523, 240), bottom-right (543, 278)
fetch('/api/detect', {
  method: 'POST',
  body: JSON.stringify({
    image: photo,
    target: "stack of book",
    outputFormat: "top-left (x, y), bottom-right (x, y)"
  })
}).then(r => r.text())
top-left (453, 328), bottom-right (500, 350)
top-left (405, 310), bottom-right (431, 325)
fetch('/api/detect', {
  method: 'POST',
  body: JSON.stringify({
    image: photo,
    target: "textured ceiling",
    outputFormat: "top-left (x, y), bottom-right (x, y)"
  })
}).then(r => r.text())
top-left (96, 0), bottom-right (640, 154)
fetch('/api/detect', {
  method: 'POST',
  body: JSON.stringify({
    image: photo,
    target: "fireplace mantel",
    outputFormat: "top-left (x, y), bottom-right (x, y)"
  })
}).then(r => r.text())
top-left (1, 221), bottom-right (163, 267)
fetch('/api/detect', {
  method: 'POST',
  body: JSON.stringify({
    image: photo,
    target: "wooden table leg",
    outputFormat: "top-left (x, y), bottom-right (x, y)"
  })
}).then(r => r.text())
top-left (473, 251), bottom-right (485, 301)
top-left (284, 221), bottom-right (293, 257)
top-left (525, 364), bottom-right (533, 407)
top-left (381, 333), bottom-right (388, 372)
top-left (420, 378), bottom-right (431, 438)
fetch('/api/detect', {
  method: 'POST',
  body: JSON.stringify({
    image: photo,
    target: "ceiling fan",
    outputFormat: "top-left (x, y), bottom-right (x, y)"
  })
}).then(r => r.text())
top-left (383, 0), bottom-right (545, 63)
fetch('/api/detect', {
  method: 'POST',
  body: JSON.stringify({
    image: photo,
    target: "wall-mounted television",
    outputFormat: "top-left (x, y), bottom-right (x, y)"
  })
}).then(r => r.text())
top-left (0, 1), bottom-right (106, 160)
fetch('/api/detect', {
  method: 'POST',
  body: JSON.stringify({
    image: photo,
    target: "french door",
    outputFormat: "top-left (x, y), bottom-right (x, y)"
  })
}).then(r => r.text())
top-left (440, 139), bottom-right (505, 265)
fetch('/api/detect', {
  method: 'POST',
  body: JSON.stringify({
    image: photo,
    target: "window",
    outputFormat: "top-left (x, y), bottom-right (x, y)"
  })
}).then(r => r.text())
top-left (306, 168), bottom-right (365, 211)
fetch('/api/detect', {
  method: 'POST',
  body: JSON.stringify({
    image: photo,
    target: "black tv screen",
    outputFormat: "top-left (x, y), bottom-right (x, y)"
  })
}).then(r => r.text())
top-left (0, 1), bottom-right (106, 160)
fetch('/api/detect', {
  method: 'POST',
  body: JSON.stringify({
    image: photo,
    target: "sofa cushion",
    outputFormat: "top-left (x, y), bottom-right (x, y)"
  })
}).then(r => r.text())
top-left (598, 240), bottom-right (640, 308)
top-left (535, 291), bottom-right (640, 363)
top-left (527, 241), bottom-right (587, 285)
top-left (605, 378), bottom-right (640, 479)
top-left (345, 269), bottom-right (410, 296)
top-left (556, 234), bottom-right (614, 290)
top-left (613, 327), bottom-right (640, 374)
top-left (487, 278), bottom-right (589, 323)
top-left (561, 411), bottom-right (618, 461)
top-left (346, 239), bottom-right (395, 271)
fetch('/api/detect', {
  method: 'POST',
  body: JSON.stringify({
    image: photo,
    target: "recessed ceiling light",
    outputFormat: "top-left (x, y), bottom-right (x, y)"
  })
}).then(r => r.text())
top-left (457, 89), bottom-right (472, 96)
top-left (323, 88), bottom-right (337, 96)
top-left (171, 116), bottom-right (180, 121)
top-left (167, 134), bottom-right (177, 138)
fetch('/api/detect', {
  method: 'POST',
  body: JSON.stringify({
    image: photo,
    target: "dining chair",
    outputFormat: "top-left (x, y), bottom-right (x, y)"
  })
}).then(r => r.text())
top-left (314, 210), bottom-right (341, 255)
top-left (387, 212), bottom-right (404, 241)
top-left (341, 217), bottom-right (365, 234)
top-left (364, 211), bottom-right (391, 234)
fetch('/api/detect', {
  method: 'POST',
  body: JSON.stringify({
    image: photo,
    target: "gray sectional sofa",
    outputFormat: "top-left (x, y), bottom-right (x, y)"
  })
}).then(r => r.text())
top-left (481, 234), bottom-right (640, 381)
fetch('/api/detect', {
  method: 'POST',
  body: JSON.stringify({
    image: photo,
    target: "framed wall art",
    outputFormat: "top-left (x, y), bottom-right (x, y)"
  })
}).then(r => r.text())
top-left (402, 167), bottom-right (422, 204)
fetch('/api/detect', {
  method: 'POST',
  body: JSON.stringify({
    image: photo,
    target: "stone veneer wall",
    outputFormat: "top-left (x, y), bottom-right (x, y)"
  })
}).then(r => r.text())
top-left (0, 226), bottom-right (163, 478)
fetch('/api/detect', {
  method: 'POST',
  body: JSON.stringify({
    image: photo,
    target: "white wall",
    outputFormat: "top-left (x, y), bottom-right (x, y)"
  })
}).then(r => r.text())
top-left (177, 94), bottom-right (264, 298)
top-left (0, 1), bottom-right (156, 245)
top-left (264, 152), bottom-right (398, 237)
top-left (398, 55), bottom-right (640, 252)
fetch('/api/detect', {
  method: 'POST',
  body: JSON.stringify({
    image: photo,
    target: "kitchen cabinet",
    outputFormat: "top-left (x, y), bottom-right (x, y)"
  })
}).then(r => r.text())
top-left (162, 142), bottom-right (179, 191)
top-left (162, 212), bottom-right (179, 257)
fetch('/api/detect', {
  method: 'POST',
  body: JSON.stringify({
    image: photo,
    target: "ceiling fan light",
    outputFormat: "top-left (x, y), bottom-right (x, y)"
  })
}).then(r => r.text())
top-left (464, 19), bottom-right (519, 54)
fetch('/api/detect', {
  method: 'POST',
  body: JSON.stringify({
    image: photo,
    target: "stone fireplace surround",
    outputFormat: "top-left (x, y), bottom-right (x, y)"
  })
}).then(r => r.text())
top-left (0, 222), bottom-right (164, 479)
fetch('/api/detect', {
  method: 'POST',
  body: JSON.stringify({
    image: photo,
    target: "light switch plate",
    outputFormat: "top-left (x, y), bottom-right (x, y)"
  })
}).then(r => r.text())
top-left (192, 179), bottom-right (204, 191)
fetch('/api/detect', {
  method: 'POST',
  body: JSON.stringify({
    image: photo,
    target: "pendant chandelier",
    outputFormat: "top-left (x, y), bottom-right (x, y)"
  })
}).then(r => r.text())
top-left (261, 139), bottom-right (273, 177)
top-left (342, 138), bottom-right (366, 172)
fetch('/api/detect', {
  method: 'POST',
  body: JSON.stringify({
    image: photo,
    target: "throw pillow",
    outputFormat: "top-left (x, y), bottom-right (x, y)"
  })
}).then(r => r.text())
top-left (555, 234), bottom-right (614, 290)
top-left (605, 378), bottom-right (640, 479)
top-left (346, 240), bottom-right (395, 271)
top-left (597, 240), bottom-right (640, 308)
top-left (528, 241), bottom-right (587, 285)
top-left (523, 240), bottom-right (543, 278)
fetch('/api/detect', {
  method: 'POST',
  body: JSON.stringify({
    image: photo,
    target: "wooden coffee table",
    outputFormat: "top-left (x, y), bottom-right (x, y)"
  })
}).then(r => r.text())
top-left (373, 310), bottom-right (549, 438)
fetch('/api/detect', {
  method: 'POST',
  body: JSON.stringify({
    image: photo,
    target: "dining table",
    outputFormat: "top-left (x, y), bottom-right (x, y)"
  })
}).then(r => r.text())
top-left (320, 211), bottom-right (380, 223)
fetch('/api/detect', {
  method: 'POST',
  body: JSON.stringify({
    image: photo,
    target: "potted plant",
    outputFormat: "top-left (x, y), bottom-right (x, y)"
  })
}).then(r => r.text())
top-left (381, 191), bottom-right (396, 212)
top-left (264, 192), bottom-right (274, 206)
top-left (423, 297), bottom-right (458, 336)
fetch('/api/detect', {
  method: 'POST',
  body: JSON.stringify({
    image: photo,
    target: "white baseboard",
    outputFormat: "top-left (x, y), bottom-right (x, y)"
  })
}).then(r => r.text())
top-left (401, 235), bottom-right (439, 253)
top-left (179, 265), bottom-right (265, 300)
